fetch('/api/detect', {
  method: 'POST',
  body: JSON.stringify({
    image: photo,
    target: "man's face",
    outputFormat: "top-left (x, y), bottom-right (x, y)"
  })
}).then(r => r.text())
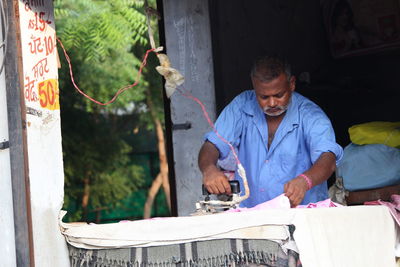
top-left (252, 73), bottom-right (295, 117)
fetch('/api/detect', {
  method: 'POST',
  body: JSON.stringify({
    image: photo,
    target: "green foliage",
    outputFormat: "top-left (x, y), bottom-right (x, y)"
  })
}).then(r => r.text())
top-left (55, 0), bottom-right (166, 222)
top-left (55, 0), bottom-right (150, 111)
top-left (61, 104), bottom-right (145, 221)
top-left (55, 0), bottom-right (148, 61)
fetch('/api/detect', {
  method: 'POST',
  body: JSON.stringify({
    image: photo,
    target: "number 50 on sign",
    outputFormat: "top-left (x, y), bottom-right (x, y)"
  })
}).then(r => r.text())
top-left (38, 79), bottom-right (59, 110)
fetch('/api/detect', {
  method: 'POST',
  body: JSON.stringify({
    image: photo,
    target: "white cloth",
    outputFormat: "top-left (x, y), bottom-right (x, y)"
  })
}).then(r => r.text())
top-left (60, 209), bottom-right (293, 249)
top-left (60, 206), bottom-right (397, 267)
top-left (293, 206), bottom-right (396, 267)
top-left (155, 53), bottom-right (184, 98)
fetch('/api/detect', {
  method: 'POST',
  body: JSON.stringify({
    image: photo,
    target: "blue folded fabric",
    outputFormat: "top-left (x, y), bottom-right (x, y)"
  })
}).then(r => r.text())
top-left (337, 143), bottom-right (400, 191)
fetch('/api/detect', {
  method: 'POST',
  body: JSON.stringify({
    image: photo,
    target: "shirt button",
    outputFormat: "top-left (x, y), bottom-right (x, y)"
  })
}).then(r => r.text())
top-left (260, 188), bottom-right (265, 192)
top-left (265, 160), bottom-right (269, 163)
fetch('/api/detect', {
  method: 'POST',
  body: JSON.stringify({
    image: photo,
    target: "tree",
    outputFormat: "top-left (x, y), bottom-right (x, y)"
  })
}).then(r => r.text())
top-left (55, 0), bottom-right (170, 221)
top-left (61, 105), bottom-right (145, 221)
top-left (142, 69), bottom-right (170, 218)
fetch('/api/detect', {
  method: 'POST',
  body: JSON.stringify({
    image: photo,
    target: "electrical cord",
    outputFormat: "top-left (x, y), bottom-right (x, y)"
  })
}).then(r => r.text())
top-left (57, 37), bottom-right (157, 106)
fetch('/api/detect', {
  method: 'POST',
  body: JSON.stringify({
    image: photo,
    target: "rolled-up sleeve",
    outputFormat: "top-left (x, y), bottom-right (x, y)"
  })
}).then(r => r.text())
top-left (304, 105), bottom-right (343, 165)
top-left (204, 97), bottom-right (244, 160)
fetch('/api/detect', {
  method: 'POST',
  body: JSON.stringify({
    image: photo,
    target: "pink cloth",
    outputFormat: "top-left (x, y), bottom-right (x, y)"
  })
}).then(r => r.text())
top-left (226, 194), bottom-right (341, 213)
top-left (297, 198), bottom-right (342, 208)
top-left (364, 194), bottom-right (400, 227)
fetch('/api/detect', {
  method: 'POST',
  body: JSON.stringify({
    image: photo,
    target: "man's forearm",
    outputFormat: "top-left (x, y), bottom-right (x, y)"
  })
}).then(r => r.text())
top-left (198, 141), bottom-right (220, 174)
top-left (304, 152), bottom-right (336, 187)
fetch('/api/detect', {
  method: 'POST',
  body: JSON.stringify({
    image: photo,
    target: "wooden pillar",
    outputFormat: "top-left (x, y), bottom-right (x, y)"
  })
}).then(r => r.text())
top-left (161, 0), bottom-right (216, 216)
top-left (5, 1), bottom-right (34, 266)
top-left (0, 0), bottom-right (17, 266)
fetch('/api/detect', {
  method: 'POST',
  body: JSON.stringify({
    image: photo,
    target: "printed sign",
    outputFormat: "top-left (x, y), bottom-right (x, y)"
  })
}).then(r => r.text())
top-left (19, 0), bottom-right (59, 113)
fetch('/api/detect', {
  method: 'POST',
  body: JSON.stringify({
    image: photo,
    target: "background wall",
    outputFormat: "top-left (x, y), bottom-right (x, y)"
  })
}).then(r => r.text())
top-left (162, 0), bottom-right (217, 216)
top-left (209, 0), bottom-right (331, 111)
top-left (208, 0), bottom-right (400, 148)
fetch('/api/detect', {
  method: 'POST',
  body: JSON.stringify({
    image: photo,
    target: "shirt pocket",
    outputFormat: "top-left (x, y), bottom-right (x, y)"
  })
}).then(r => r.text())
top-left (280, 151), bottom-right (310, 179)
top-left (278, 152), bottom-right (302, 182)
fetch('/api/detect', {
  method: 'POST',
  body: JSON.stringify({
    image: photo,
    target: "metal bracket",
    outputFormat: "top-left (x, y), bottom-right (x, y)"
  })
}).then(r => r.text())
top-left (172, 121), bottom-right (191, 131)
top-left (0, 140), bottom-right (10, 150)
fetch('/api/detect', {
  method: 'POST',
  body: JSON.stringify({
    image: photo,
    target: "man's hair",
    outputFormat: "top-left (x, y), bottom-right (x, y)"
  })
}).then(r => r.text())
top-left (250, 55), bottom-right (292, 82)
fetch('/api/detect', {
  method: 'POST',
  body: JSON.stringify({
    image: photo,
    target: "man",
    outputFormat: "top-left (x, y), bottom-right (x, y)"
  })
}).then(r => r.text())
top-left (198, 56), bottom-right (343, 207)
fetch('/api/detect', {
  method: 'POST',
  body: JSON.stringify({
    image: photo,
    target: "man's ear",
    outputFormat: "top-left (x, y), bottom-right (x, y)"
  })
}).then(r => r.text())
top-left (289, 76), bottom-right (296, 92)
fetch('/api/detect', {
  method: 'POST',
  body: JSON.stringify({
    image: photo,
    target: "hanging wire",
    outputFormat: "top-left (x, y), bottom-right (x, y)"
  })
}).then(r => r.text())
top-left (57, 37), bottom-right (157, 106)
top-left (143, 0), bottom-right (250, 203)
top-left (57, 0), bottom-right (250, 203)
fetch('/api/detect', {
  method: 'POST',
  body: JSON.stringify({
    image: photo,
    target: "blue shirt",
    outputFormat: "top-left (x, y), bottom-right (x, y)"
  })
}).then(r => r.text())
top-left (205, 91), bottom-right (343, 207)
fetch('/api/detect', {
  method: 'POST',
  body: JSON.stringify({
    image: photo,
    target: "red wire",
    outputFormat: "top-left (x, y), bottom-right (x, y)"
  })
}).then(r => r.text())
top-left (176, 88), bottom-right (241, 166)
top-left (56, 37), bottom-right (156, 106)
top-left (57, 37), bottom-right (241, 167)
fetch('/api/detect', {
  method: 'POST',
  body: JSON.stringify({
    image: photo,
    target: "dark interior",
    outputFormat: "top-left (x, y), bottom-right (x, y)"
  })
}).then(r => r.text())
top-left (208, 0), bottom-right (400, 148)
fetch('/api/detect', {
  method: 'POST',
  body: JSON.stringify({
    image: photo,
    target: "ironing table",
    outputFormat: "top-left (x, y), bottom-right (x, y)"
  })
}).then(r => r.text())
top-left (61, 205), bottom-right (398, 267)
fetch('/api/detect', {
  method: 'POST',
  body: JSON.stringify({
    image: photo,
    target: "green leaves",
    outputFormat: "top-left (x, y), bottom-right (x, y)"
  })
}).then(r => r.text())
top-left (55, 0), bottom-right (155, 110)
top-left (61, 104), bottom-right (146, 221)
top-left (56, 0), bottom-right (148, 63)
top-left (55, 0), bottom-right (161, 222)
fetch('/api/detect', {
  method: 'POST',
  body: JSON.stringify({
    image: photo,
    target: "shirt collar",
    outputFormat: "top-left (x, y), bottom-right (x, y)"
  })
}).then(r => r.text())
top-left (283, 92), bottom-right (300, 128)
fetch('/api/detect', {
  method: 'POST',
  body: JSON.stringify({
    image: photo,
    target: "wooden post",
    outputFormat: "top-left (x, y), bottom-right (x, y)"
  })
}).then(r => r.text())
top-left (5, 0), bottom-right (35, 266)
top-left (161, 0), bottom-right (216, 216)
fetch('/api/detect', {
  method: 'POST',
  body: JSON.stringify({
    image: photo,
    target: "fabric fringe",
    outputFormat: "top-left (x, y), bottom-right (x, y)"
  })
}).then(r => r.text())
top-left (69, 249), bottom-right (289, 267)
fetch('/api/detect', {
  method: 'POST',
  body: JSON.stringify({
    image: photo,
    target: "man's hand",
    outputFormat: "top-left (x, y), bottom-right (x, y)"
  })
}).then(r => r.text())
top-left (203, 167), bottom-right (232, 195)
top-left (284, 152), bottom-right (336, 207)
top-left (199, 141), bottom-right (232, 195)
top-left (284, 176), bottom-right (309, 207)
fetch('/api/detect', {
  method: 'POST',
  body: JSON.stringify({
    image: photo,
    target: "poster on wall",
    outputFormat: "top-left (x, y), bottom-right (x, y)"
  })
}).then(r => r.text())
top-left (18, 0), bottom-right (59, 124)
top-left (321, 0), bottom-right (400, 58)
